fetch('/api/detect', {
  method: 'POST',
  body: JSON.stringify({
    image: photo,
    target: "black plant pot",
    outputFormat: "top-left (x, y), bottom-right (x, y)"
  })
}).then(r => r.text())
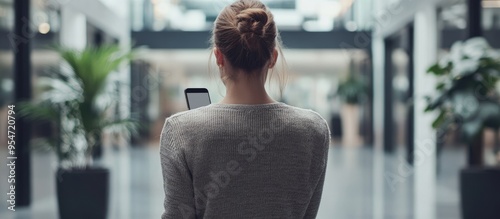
top-left (56, 167), bottom-right (110, 219)
top-left (460, 167), bottom-right (500, 219)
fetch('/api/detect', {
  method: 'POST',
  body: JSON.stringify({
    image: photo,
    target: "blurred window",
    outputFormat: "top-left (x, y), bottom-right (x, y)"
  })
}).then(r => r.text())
top-left (131, 0), bottom-right (374, 32)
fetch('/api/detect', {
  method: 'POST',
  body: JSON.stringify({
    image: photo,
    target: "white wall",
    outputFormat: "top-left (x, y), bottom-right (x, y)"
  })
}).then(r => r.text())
top-left (60, 7), bottom-right (86, 49)
top-left (64, 0), bottom-right (128, 40)
top-left (413, 5), bottom-right (438, 219)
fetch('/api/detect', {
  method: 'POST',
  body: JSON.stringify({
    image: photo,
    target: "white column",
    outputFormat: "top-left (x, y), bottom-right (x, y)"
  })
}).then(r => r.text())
top-left (371, 0), bottom-right (386, 217)
top-left (60, 7), bottom-right (86, 49)
top-left (413, 5), bottom-right (438, 219)
top-left (371, 35), bottom-right (385, 219)
top-left (118, 0), bottom-right (132, 130)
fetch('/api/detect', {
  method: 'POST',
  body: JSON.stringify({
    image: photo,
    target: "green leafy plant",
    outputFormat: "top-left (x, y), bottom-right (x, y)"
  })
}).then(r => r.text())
top-left (425, 37), bottom-right (500, 143)
top-left (19, 44), bottom-right (139, 168)
top-left (337, 73), bottom-right (367, 105)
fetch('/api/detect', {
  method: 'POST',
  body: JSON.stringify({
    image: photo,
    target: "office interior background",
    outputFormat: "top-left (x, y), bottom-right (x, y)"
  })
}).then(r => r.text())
top-left (0, 0), bottom-right (500, 218)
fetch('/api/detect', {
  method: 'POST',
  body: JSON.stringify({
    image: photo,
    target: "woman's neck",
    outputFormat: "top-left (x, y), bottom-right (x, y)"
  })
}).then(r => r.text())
top-left (220, 76), bottom-right (276, 105)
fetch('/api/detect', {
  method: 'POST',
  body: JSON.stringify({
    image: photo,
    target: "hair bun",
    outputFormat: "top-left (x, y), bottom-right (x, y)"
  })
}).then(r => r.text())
top-left (236, 8), bottom-right (268, 36)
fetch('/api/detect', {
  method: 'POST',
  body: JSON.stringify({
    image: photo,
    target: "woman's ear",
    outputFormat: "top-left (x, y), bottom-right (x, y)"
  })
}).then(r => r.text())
top-left (214, 47), bottom-right (224, 67)
top-left (269, 49), bottom-right (278, 68)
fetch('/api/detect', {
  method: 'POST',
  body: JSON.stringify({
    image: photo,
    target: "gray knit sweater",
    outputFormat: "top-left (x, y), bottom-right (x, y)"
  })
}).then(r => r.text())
top-left (160, 102), bottom-right (331, 219)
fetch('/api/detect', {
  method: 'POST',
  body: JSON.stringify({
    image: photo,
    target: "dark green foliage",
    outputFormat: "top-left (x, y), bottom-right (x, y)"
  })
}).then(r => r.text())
top-left (425, 37), bottom-right (500, 143)
top-left (337, 74), bottom-right (367, 105)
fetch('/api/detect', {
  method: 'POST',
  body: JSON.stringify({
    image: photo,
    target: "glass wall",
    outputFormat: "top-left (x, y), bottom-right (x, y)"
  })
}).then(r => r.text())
top-left (439, 0), bottom-right (500, 31)
top-left (433, 1), bottom-right (500, 218)
top-left (131, 0), bottom-right (374, 32)
top-left (483, 0), bottom-right (500, 30)
top-left (129, 48), bottom-right (372, 147)
top-left (0, 0), bottom-right (13, 30)
top-left (391, 48), bottom-right (410, 151)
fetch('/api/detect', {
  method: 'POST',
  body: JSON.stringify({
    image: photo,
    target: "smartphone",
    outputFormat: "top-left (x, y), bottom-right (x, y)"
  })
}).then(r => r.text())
top-left (184, 88), bottom-right (211, 110)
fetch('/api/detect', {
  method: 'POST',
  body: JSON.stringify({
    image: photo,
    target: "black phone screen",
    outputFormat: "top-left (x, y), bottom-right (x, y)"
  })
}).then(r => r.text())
top-left (185, 88), bottom-right (211, 110)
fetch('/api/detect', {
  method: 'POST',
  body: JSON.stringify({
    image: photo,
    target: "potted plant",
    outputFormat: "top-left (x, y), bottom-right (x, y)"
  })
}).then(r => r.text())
top-left (336, 66), bottom-right (367, 147)
top-left (19, 44), bottom-right (138, 219)
top-left (424, 37), bottom-right (500, 219)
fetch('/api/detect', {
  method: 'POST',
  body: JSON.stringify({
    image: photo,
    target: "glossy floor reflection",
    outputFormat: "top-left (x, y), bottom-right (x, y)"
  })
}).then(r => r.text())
top-left (0, 146), bottom-right (462, 219)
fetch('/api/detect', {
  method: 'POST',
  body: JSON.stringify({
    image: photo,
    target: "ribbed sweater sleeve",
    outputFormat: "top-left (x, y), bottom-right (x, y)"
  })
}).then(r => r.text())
top-left (303, 110), bottom-right (331, 218)
top-left (160, 118), bottom-right (196, 219)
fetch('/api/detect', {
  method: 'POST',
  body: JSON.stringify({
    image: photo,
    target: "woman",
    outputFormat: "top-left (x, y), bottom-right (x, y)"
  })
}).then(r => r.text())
top-left (160, 0), bottom-right (331, 218)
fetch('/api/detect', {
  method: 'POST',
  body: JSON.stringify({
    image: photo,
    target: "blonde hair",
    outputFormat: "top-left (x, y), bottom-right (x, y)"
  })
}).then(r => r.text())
top-left (208, 0), bottom-right (288, 99)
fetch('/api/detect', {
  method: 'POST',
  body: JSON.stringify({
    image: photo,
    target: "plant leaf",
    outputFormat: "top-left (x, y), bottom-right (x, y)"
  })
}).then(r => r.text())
top-left (432, 110), bottom-right (447, 129)
top-left (427, 64), bottom-right (445, 75)
top-left (17, 101), bottom-right (59, 121)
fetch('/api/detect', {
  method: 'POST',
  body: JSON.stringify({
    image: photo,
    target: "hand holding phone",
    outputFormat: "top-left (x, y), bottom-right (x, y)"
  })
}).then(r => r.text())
top-left (184, 88), bottom-right (211, 110)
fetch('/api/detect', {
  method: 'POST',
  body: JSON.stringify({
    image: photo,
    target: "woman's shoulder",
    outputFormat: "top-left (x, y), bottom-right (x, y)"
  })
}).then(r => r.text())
top-left (285, 105), bottom-right (328, 124)
top-left (287, 106), bottom-right (330, 135)
top-left (162, 105), bottom-right (213, 128)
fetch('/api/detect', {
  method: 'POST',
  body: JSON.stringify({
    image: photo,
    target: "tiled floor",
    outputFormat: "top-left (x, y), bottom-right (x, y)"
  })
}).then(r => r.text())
top-left (0, 145), bottom-right (462, 219)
